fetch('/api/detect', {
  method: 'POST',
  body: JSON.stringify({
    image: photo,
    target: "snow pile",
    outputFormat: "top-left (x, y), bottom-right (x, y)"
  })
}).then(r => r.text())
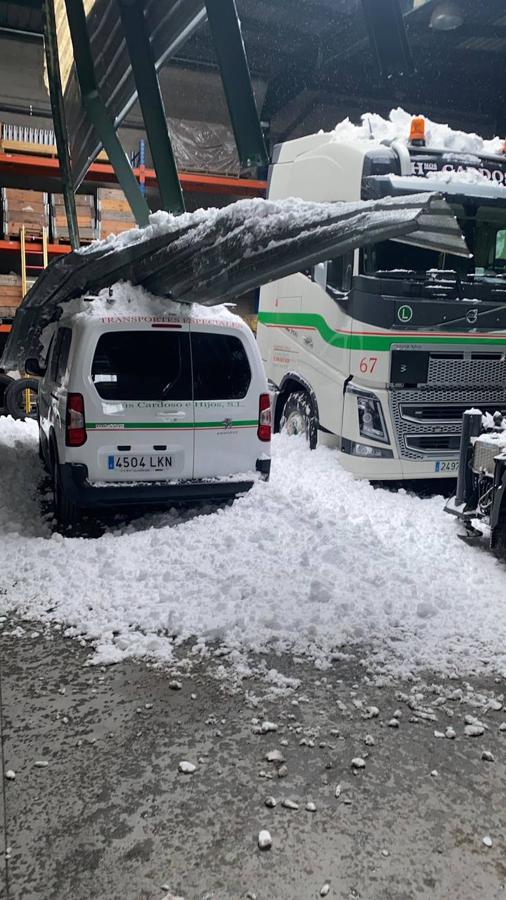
top-left (1, 417), bottom-right (506, 679)
top-left (40, 283), bottom-right (242, 359)
top-left (78, 207), bottom-right (213, 255)
top-left (61, 283), bottom-right (239, 327)
top-left (330, 108), bottom-right (503, 156)
top-left (428, 169), bottom-right (504, 188)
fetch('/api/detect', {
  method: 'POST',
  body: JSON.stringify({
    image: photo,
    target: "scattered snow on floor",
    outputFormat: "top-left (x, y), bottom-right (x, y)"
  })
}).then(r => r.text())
top-left (1, 415), bottom-right (505, 679)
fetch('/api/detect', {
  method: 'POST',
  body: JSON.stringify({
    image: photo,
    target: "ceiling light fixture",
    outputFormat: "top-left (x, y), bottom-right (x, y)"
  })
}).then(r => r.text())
top-left (430, 1), bottom-right (464, 31)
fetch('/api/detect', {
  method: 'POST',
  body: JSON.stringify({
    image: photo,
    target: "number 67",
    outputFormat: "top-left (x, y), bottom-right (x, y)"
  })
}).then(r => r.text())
top-left (359, 356), bottom-right (378, 374)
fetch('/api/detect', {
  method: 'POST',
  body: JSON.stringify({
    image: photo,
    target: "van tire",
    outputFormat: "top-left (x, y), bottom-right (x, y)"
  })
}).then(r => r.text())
top-left (5, 377), bottom-right (39, 420)
top-left (280, 391), bottom-right (318, 449)
top-left (0, 373), bottom-right (14, 415)
top-left (53, 457), bottom-right (81, 535)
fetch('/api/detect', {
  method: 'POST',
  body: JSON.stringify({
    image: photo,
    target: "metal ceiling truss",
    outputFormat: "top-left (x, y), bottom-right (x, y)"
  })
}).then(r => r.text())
top-left (43, 0), bottom-right (80, 248)
top-left (117, 0), bottom-right (185, 215)
top-left (205, 0), bottom-right (267, 167)
top-left (63, 0), bottom-right (150, 226)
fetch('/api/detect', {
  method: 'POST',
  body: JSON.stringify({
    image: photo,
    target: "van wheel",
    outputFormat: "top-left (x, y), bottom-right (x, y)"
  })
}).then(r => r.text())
top-left (280, 391), bottom-right (318, 450)
top-left (53, 457), bottom-right (81, 535)
top-left (0, 374), bottom-right (14, 415)
top-left (5, 377), bottom-right (39, 420)
top-left (39, 433), bottom-right (50, 472)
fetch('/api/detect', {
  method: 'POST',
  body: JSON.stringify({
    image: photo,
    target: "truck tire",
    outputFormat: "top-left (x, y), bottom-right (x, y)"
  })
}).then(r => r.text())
top-left (0, 373), bottom-right (14, 415)
top-left (53, 457), bottom-right (81, 535)
top-left (280, 390), bottom-right (318, 450)
top-left (5, 377), bottom-right (39, 420)
top-left (492, 516), bottom-right (506, 561)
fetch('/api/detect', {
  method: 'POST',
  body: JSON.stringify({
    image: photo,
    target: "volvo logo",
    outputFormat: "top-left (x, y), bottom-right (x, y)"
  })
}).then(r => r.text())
top-left (466, 308), bottom-right (479, 325)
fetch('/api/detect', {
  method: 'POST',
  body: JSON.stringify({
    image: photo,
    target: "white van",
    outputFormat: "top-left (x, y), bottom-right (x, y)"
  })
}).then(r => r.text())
top-left (33, 291), bottom-right (271, 531)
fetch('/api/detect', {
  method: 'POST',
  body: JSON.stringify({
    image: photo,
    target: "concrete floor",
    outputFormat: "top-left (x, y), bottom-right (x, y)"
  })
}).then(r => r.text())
top-left (1, 620), bottom-right (505, 900)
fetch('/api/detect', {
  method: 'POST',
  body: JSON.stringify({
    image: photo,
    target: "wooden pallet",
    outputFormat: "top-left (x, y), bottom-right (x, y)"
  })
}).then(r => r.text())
top-left (2, 188), bottom-right (49, 239)
top-left (97, 220), bottom-right (136, 237)
top-left (0, 138), bottom-right (109, 162)
top-left (0, 274), bottom-right (23, 310)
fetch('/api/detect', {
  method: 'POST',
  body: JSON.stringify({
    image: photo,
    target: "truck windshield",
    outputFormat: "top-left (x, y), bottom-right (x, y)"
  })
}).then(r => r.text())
top-left (362, 203), bottom-right (506, 279)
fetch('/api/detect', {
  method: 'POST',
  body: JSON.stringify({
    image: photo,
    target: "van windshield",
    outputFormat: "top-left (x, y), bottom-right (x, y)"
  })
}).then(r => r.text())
top-left (91, 331), bottom-right (192, 401)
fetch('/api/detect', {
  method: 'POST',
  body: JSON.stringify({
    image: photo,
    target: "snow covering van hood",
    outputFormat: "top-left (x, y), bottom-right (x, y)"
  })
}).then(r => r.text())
top-left (1, 192), bottom-right (467, 370)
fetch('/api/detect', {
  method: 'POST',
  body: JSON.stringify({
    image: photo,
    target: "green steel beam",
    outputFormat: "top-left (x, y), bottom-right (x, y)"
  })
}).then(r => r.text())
top-left (7, 0), bottom-right (42, 8)
top-left (43, 0), bottom-right (80, 249)
top-left (205, 0), bottom-right (268, 169)
top-left (63, 0), bottom-right (150, 226)
top-left (117, 0), bottom-right (184, 215)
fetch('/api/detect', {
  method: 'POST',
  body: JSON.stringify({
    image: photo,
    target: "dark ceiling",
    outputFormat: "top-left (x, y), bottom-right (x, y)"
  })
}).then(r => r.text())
top-left (0, 0), bottom-right (504, 152)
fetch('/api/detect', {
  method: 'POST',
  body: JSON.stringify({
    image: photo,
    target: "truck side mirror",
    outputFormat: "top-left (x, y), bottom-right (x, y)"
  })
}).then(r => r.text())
top-left (25, 357), bottom-right (46, 377)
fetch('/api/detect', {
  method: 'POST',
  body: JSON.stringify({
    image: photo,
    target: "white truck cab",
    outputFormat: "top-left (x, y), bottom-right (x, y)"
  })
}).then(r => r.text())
top-left (35, 290), bottom-right (271, 531)
top-left (258, 114), bottom-right (506, 480)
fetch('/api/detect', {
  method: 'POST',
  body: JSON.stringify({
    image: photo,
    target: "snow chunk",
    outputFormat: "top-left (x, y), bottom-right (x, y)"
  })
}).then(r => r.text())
top-left (265, 749), bottom-right (285, 763)
top-left (260, 721), bottom-right (278, 734)
top-left (258, 830), bottom-right (272, 851)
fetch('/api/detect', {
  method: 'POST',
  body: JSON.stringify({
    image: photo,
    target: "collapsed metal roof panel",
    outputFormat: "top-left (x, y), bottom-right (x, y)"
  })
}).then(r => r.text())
top-left (0, 192), bottom-right (468, 370)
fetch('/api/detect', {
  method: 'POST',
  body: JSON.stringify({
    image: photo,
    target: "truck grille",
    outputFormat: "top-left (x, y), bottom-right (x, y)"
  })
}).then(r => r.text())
top-left (427, 354), bottom-right (506, 387)
top-left (400, 401), bottom-right (506, 424)
top-left (391, 387), bottom-right (506, 460)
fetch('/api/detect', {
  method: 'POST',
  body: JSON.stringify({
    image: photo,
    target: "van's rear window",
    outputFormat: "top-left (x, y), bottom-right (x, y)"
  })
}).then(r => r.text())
top-left (91, 332), bottom-right (192, 401)
top-left (191, 333), bottom-right (251, 400)
top-left (91, 330), bottom-right (251, 402)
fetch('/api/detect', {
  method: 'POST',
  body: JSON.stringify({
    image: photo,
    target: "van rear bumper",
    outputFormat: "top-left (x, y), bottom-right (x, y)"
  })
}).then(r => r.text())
top-left (61, 461), bottom-right (270, 509)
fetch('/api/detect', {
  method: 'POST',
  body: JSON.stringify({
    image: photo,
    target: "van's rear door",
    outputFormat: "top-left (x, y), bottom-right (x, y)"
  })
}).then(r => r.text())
top-left (191, 324), bottom-right (260, 479)
top-left (86, 323), bottom-right (194, 483)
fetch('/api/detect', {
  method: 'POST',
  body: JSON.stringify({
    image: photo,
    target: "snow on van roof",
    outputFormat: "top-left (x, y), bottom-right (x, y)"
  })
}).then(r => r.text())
top-left (40, 282), bottom-right (242, 355)
top-left (329, 107), bottom-right (503, 157)
top-left (60, 281), bottom-right (240, 324)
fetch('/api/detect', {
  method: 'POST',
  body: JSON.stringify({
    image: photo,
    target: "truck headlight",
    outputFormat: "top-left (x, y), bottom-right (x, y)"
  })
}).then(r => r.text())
top-left (357, 394), bottom-right (389, 444)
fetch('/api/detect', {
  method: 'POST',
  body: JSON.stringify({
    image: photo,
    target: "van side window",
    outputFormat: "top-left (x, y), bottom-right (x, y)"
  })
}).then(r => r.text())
top-left (91, 332), bottom-right (192, 401)
top-left (191, 333), bottom-right (251, 400)
top-left (49, 328), bottom-right (72, 386)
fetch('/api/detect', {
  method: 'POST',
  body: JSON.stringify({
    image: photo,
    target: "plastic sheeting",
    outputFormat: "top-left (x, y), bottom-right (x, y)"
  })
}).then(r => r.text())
top-left (168, 117), bottom-right (240, 176)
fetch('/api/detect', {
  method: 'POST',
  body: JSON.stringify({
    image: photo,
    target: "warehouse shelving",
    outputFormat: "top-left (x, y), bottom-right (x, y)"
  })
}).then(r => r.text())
top-left (0, 152), bottom-right (268, 198)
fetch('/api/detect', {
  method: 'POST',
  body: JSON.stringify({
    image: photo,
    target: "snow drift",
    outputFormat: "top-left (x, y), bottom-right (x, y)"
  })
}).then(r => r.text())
top-left (1, 416), bottom-right (506, 680)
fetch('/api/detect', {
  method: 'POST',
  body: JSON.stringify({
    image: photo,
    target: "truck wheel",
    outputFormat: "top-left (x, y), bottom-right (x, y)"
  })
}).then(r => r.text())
top-left (5, 377), bottom-right (39, 420)
top-left (280, 391), bottom-right (318, 450)
top-left (0, 373), bottom-right (14, 415)
top-left (53, 458), bottom-right (81, 535)
top-left (492, 517), bottom-right (506, 561)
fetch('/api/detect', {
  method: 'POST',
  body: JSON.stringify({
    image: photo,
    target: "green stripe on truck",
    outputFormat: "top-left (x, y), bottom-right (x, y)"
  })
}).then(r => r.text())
top-left (257, 311), bottom-right (506, 351)
top-left (86, 420), bottom-right (258, 430)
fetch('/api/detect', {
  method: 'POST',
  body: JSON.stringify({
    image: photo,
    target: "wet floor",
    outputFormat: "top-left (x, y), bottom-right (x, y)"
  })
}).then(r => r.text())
top-left (1, 621), bottom-right (505, 900)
